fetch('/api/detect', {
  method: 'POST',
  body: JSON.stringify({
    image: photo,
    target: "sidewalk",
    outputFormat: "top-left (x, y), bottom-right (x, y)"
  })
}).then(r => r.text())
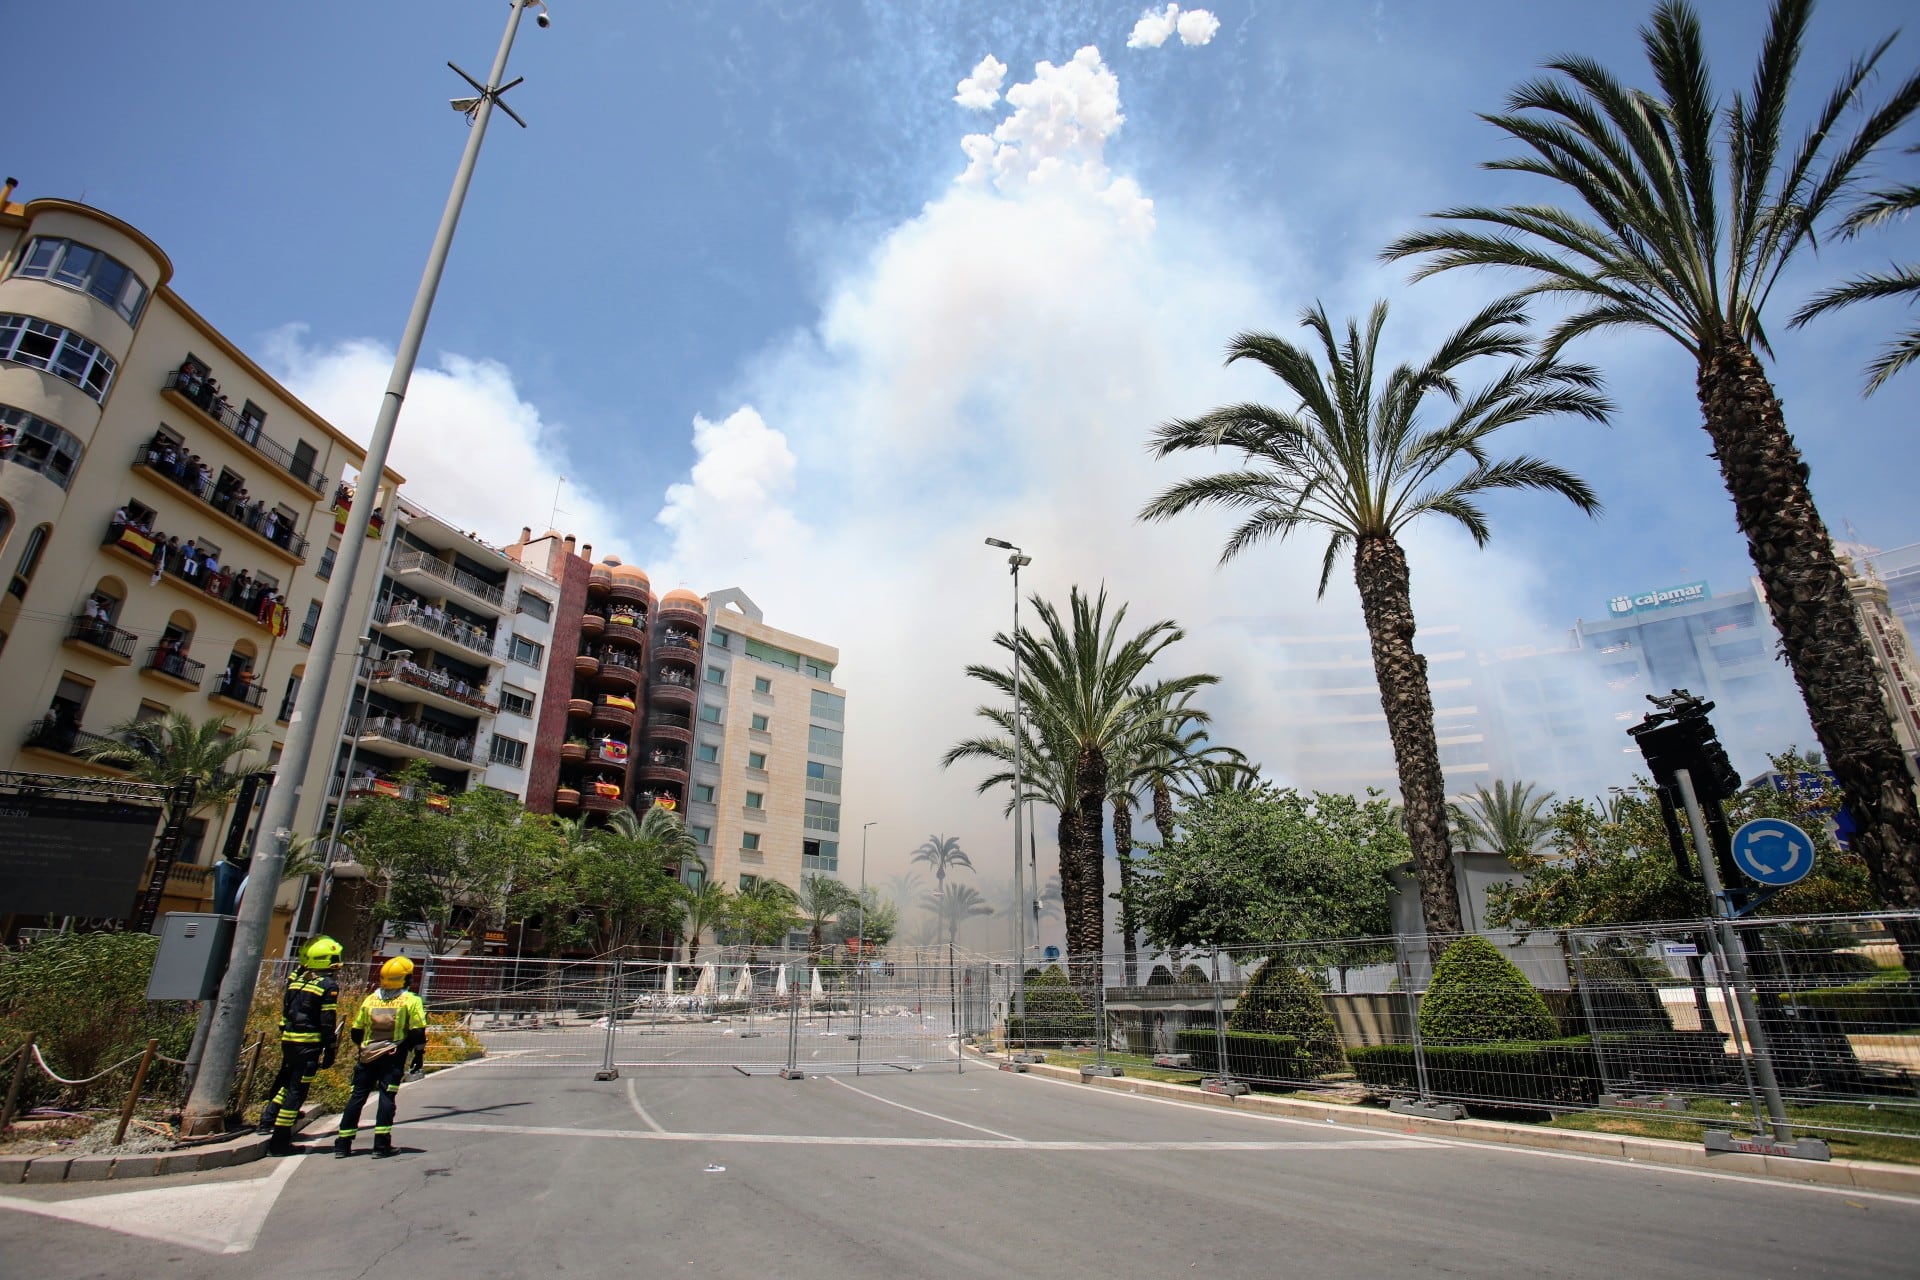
top-left (0, 1111), bottom-right (337, 1185)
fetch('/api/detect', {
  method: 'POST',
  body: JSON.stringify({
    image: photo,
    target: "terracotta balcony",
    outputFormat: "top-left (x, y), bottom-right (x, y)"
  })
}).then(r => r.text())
top-left (574, 654), bottom-right (601, 679)
top-left (594, 658), bottom-right (641, 692)
top-left (579, 613), bottom-right (606, 638)
top-left (587, 566), bottom-right (612, 597)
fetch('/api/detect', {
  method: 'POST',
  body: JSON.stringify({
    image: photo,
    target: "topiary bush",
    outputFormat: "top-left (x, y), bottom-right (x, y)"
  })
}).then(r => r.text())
top-left (1177, 964), bottom-right (1209, 986)
top-left (1007, 967), bottom-right (1094, 1046)
top-left (1145, 964), bottom-right (1175, 987)
top-left (1228, 958), bottom-right (1345, 1075)
top-left (1174, 1027), bottom-right (1310, 1082)
top-left (1419, 936), bottom-right (1559, 1045)
top-left (1348, 1039), bottom-right (1600, 1106)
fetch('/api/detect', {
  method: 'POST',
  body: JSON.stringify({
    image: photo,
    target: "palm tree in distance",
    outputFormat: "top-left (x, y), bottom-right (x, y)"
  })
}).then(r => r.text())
top-left (77, 710), bottom-right (269, 819)
top-left (924, 883), bottom-right (996, 949)
top-left (1449, 780), bottom-right (1557, 862)
top-left (910, 835), bottom-right (974, 897)
top-left (1383, 0), bottom-right (1920, 941)
top-left (1792, 144), bottom-right (1920, 392)
top-left (797, 873), bottom-right (856, 964)
top-left (1142, 299), bottom-right (1608, 942)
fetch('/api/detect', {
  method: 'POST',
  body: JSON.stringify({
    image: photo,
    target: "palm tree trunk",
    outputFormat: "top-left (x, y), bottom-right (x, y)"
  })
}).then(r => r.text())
top-left (1112, 798), bottom-right (1139, 986)
top-left (1152, 778), bottom-right (1176, 845)
top-left (1698, 335), bottom-right (1920, 967)
top-left (1354, 534), bottom-right (1465, 942)
top-left (1066, 746), bottom-right (1108, 986)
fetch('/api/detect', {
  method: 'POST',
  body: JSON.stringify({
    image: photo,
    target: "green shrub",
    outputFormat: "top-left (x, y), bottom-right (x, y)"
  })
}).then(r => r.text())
top-left (1177, 964), bottom-right (1210, 986)
top-left (1008, 967), bottom-right (1094, 1046)
top-left (1782, 977), bottom-right (1920, 1031)
top-left (1571, 948), bottom-right (1672, 1035)
top-left (1420, 936), bottom-right (1559, 1044)
top-left (1349, 1039), bottom-right (1599, 1106)
top-left (1229, 958), bottom-right (1345, 1074)
top-left (1174, 1027), bottom-right (1309, 1082)
top-left (0, 932), bottom-right (198, 1107)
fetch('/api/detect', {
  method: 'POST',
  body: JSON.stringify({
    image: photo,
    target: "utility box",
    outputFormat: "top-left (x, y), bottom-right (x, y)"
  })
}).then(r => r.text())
top-left (147, 912), bottom-right (235, 1001)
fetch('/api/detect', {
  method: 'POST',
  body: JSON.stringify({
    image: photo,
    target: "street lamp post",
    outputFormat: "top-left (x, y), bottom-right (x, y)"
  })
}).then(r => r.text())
top-left (301, 642), bottom-right (411, 948)
top-left (858, 821), bottom-right (876, 1021)
top-left (984, 538), bottom-right (1030, 1034)
top-left (181, 0), bottom-right (553, 1136)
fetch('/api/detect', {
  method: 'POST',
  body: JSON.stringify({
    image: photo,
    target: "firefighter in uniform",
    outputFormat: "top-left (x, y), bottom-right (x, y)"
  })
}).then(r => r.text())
top-left (257, 935), bottom-right (341, 1154)
top-left (335, 956), bottom-right (428, 1159)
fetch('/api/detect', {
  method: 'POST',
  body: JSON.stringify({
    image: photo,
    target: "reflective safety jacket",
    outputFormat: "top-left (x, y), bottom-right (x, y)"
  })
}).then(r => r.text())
top-left (351, 989), bottom-right (428, 1055)
top-left (280, 965), bottom-right (340, 1049)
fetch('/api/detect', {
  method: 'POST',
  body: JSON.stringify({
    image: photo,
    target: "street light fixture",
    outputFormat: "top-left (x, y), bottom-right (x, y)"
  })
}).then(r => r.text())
top-left (985, 537), bottom-right (1029, 1034)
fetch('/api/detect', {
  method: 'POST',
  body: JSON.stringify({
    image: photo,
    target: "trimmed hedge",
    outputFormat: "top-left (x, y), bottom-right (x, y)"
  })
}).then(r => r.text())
top-left (1173, 1027), bottom-right (1310, 1082)
top-left (1229, 958), bottom-right (1346, 1074)
top-left (1349, 1038), bottom-right (1600, 1107)
top-left (1420, 936), bottom-right (1559, 1044)
top-left (1782, 978), bottom-right (1920, 1031)
top-left (1007, 967), bottom-right (1095, 1046)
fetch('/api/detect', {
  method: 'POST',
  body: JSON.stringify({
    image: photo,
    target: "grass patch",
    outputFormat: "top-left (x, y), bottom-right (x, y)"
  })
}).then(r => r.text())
top-left (1547, 1096), bottom-right (1920, 1165)
top-left (1003, 1046), bottom-right (1206, 1085)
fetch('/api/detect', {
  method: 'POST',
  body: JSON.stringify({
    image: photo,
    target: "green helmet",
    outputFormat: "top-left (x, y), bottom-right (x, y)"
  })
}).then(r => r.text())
top-left (301, 936), bottom-right (343, 971)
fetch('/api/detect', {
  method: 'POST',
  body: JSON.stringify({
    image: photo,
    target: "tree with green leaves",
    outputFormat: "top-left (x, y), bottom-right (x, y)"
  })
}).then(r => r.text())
top-left (76, 710), bottom-right (269, 820)
top-left (909, 835), bottom-right (974, 896)
top-left (726, 878), bottom-right (800, 962)
top-left (1383, 0), bottom-right (1920, 941)
top-left (681, 879), bottom-right (731, 967)
top-left (923, 882), bottom-right (995, 949)
top-left (544, 806), bottom-right (692, 956)
top-left (796, 873), bottom-right (857, 963)
top-left (1142, 300), bottom-right (1608, 942)
top-left (1791, 143), bottom-right (1920, 392)
top-left (830, 887), bottom-right (899, 952)
top-left (1449, 780), bottom-right (1557, 862)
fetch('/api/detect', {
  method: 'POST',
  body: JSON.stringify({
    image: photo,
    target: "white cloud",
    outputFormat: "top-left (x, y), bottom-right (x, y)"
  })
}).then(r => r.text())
top-left (261, 328), bottom-right (618, 556)
top-left (1128, 4), bottom-right (1220, 49)
top-left (650, 407), bottom-right (807, 590)
top-left (954, 54), bottom-right (1007, 110)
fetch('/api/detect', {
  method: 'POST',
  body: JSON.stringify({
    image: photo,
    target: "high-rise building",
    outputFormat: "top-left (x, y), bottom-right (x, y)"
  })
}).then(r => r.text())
top-left (0, 190), bottom-right (397, 937)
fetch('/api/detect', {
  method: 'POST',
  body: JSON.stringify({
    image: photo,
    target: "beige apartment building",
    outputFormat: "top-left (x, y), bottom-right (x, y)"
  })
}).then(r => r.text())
top-left (0, 189), bottom-right (397, 930)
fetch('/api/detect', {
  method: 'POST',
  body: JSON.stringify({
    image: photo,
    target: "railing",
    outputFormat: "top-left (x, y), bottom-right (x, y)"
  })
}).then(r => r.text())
top-left (210, 674), bottom-right (267, 708)
top-left (376, 598), bottom-right (499, 658)
top-left (144, 646), bottom-right (206, 687)
top-left (131, 441), bottom-right (310, 558)
top-left (103, 516), bottom-right (291, 629)
top-left (298, 617), bottom-right (318, 647)
top-left (390, 548), bottom-right (506, 609)
top-left (599, 652), bottom-right (643, 673)
top-left (65, 614), bottom-right (137, 659)
top-left (648, 712), bottom-right (693, 732)
top-left (163, 366), bottom-right (327, 494)
top-left (656, 635), bottom-right (698, 651)
top-left (371, 659), bottom-right (498, 713)
top-left (358, 716), bottom-right (480, 764)
top-left (21, 716), bottom-right (120, 757)
top-left (317, 546), bottom-right (336, 580)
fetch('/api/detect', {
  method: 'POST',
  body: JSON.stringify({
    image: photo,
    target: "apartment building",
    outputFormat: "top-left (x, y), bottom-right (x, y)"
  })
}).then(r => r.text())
top-left (0, 189), bottom-right (397, 926)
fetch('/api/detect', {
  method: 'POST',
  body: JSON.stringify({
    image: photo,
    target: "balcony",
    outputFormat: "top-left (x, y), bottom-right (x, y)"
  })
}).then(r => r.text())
top-left (21, 716), bottom-right (124, 763)
top-left (209, 673), bottom-right (266, 712)
top-left (657, 600), bottom-right (704, 627)
top-left (130, 441), bottom-right (309, 562)
top-left (649, 676), bottom-right (696, 705)
top-left (553, 786), bottom-right (582, 812)
top-left (590, 740), bottom-right (631, 768)
top-left (593, 656), bottom-right (641, 692)
top-left (589, 699), bottom-right (638, 732)
top-left (579, 612), bottom-right (606, 639)
top-left (656, 631), bottom-right (700, 653)
top-left (636, 755), bottom-right (689, 784)
top-left (574, 654), bottom-right (601, 679)
top-left (368, 660), bottom-right (499, 716)
top-left (102, 516), bottom-right (296, 631)
top-left (144, 645), bottom-right (205, 690)
top-left (64, 614), bottom-right (138, 663)
top-left (375, 598), bottom-right (501, 664)
top-left (645, 711), bottom-right (693, 744)
top-left (587, 566), bottom-right (612, 597)
top-left (162, 365), bottom-right (327, 495)
top-left (356, 715), bottom-right (481, 769)
top-left (568, 698), bottom-right (593, 719)
top-left (606, 577), bottom-right (648, 608)
top-left (389, 548), bottom-right (505, 611)
top-left (580, 791), bottom-right (624, 815)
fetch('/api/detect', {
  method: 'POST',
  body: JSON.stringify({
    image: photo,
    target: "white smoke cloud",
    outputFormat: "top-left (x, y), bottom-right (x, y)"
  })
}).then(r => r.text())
top-left (1128, 4), bottom-right (1221, 49)
top-left (651, 407), bottom-right (807, 590)
top-left (954, 54), bottom-right (1007, 110)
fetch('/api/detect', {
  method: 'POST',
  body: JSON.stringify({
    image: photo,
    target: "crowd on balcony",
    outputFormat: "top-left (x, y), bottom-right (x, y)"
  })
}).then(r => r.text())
top-left (377, 656), bottom-right (491, 708)
top-left (646, 747), bottom-right (688, 770)
top-left (660, 626), bottom-right (699, 648)
top-left (379, 595), bottom-right (494, 654)
top-left (109, 505), bottom-right (289, 631)
top-left (143, 431), bottom-right (303, 554)
top-left (172, 360), bottom-right (244, 434)
top-left (360, 713), bottom-right (477, 762)
top-left (655, 667), bottom-right (694, 688)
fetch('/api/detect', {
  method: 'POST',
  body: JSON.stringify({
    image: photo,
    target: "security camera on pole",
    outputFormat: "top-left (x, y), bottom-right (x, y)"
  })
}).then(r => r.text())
top-left (180, 0), bottom-right (555, 1136)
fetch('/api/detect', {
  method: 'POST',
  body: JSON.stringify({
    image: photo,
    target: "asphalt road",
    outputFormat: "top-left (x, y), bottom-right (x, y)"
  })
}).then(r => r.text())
top-left (2, 1046), bottom-right (1915, 1279)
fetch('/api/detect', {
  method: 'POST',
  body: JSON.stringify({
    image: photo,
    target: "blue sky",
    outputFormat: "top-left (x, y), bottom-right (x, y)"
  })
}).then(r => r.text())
top-left (12, 1), bottom-right (1919, 892)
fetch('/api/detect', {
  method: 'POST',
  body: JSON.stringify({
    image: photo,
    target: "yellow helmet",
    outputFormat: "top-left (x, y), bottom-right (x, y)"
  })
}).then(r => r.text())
top-left (379, 956), bottom-right (415, 989)
top-left (301, 936), bottom-right (343, 971)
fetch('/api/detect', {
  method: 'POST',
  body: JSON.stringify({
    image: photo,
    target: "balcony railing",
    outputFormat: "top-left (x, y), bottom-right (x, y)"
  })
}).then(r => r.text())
top-left (210, 673), bottom-right (267, 708)
top-left (390, 548), bottom-right (506, 609)
top-left (299, 617), bottom-right (318, 647)
top-left (376, 598), bottom-right (499, 659)
top-left (22, 716), bottom-right (120, 758)
top-left (359, 715), bottom-right (480, 764)
top-left (648, 711), bottom-right (693, 733)
top-left (65, 614), bottom-right (138, 659)
top-left (163, 366), bottom-right (328, 494)
top-left (104, 516), bottom-right (292, 631)
top-left (371, 659), bottom-right (498, 713)
top-left (131, 441), bottom-right (309, 559)
top-left (145, 646), bottom-right (206, 687)
top-left (656, 634), bottom-right (699, 652)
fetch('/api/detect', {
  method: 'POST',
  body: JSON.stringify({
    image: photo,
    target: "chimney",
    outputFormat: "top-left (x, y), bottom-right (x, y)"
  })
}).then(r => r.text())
top-left (0, 178), bottom-right (16, 205)
top-left (580, 543), bottom-right (591, 563)
top-left (520, 525), bottom-right (532, 542)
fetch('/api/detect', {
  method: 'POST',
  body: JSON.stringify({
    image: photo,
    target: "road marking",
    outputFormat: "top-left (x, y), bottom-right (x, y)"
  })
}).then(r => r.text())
top-left (406, 1119), bottom-right (1423, 1153)
top-left (0, 1149), bottom-right (303, 1254)
top-left (625, 1078), bottom-right (667, 1133)
top-left (826, 1075), bottom-right (1026, 1142)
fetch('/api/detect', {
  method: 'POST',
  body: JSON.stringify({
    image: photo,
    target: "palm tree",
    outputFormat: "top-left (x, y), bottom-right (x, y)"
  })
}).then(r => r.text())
top-left (924, 883), bottom-right (995, 949)
top-left (76, 710), bottom-right (269, 819)
top-left (1792, 144), bottom-right (1920, 392)
top-left (681, 880), bottom-right (731, 968)
top-left (796, 873), bottom-right (855, 963)
top-left (1142, 300), bottom-right (1607, 941)
top-left (1169, 756), bottom-right (1263, 811)
top-left (727, 878), bottom-right (800, 964)
top-left (1383, 0), bottom-right (1920, 937)
top-left (1449, 780), bottom-right (1557, 862)
top-left (910, 835), bottom-right (974, 896)
top-left (948, 586), bottom-right (1216, 982)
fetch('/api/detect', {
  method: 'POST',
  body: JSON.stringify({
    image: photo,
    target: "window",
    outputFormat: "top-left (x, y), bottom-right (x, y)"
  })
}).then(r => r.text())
top-left (805, 798), bottom-right (841, 833)
top-left (0, 315), bottom-right (117, 402)
top-left (278, 672), bottom-right (301, 722)
top-left (750, 713), bottom-right (769, 732)
top-left (803, 839), bottom-right (839, 874)
top-left (317, 545), bottom-right (337, 580)
top-left (810, 690), bottom-right (845, 723)
top-left (747, 751), bottom-right (767, 770)
top-left (711, 630), bottom-right (731, 649)
top-left (806, 760), bottom-right (841, 796)
top-left (499, 684), bottom-right (535, 717)
top-left (12, 237), bottom-right (149, 322)
top-left (699, 703), bottom-right (722, 724)
top-left (753, 676), bottom-right (772, 695)
top-left (690, 824), bottom-right (711, 846)
top-left (744, 637), bottom-right (800, 670)
top-left (738, 874), bottom-right (758, 891)
top-left (696, 742), bottom-right (720, 763)
top-left (518, 590), bottom-right (552, 622)
top-left (742, 832), bottom-right (761, 851)
top-left (8, 523), bottom-right (50, 598)
top-left (0, 406), bottom-right (84, 489)
top-left (704, 665), bottom-right (725, 685)
top-left (808, 724), bottom-right (844, 759)
top-left (508, 634), bottom-right (544, 667)
top-left (805, 660), bottom-right (834, 681)
top-left (744, 791), bottom-right (764, 809)
top-left (489, 735), bottom-right (528, 769)
top-left (693, 783), bottom-right (715, 804)
top-left (299, 600), bottom-right (321, 646)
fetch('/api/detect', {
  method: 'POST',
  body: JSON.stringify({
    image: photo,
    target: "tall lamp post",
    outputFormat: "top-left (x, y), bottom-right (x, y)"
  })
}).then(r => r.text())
top-left (182, 0), bottom-right (555, 1135)
top-left (301, 641), bottom-right (411, 948)
top-left (857, 821), bottom-right (876, 1018)
top-left (984, 538), bottom-right (1030, 1032)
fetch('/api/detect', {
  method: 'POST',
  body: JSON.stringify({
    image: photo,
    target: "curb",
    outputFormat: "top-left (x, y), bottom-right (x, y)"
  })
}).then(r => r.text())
top-left (969, 1049), bottom-right (1920, 1196)
top-left (0, 1110), bottom-right (339, 1185)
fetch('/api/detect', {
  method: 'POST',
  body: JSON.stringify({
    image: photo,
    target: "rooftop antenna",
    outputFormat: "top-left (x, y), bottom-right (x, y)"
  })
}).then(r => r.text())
top-left (549, 476), bottom-right (567, 529)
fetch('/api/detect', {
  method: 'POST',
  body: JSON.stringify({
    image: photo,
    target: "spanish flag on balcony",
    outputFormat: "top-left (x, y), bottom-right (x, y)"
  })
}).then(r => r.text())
top-left (652, 795), bottom-right (677, 811)
top-left (115, 527), bottom-right (157, 557)
top-left (609, 611), bottom-right (638, 626)
top-left (598, 737), bottom-right (628, 763)
top-left (592, 780), bottom-right (622, 799)
top-left (427, 794), bottom-right (452, 812)
top-left (371, 778), bottom-right (403, 798)
top-left (603, 695), bottom-right (636, 712)
top-left (267, 601), bottom-right (289, 637)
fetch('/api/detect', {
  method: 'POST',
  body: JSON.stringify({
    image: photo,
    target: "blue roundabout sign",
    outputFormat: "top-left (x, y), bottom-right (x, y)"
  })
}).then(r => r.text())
top-left (1729, 818), bottom-right (1817, 887)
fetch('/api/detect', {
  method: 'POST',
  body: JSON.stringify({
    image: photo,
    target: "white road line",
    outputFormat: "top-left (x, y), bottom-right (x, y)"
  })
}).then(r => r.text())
top-left (826, 1075), bottom-right (1026, 1142)
top-left (625, 1077), bottom-right (668, 1133)
top-left (405, 1119), bottom-right (1422, 1152)
top-left (0, 1148), bottom-right (304, 1254)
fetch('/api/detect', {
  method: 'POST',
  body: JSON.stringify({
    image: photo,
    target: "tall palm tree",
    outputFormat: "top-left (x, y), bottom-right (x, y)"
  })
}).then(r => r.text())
top-left (1449, 780), bottom-right (1557, 862)
top-left (1131, 690), bottom-right (1252, 845)
top-left (1383, 0), bottom-right (1920, 937)
top-left (910, 835), bottom-right (974, 896)
top-left (1169, 755), bottom-right (1264, 812)
top-left (924, 883), bottom-right (995, 948)
top-left (76, 710), bottom-right (269, 819)
top-left (945, 708), bottom-right (1076, 962)
top-left (1141, 299), bottom-right (1608, 941)
top-left (948, 586), bottom-right (1215, 982)
top-left (1792, 143), bottom-right (1920, 392)
top-left (681, 880), bottom-right (731, 967)
top-left (796, 873), bottom-right (855, 964)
